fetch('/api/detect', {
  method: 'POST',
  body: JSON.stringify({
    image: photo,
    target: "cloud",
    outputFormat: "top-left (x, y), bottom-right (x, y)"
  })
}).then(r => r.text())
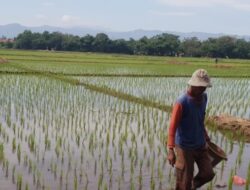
top-left (149, 10), bottom-right (195, 16)
top-left (158, 0), bottom-right (250, 11)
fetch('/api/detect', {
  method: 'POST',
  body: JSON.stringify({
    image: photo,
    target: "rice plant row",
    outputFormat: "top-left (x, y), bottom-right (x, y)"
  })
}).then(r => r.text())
top-left (75, 76), bottom-right (250, 119)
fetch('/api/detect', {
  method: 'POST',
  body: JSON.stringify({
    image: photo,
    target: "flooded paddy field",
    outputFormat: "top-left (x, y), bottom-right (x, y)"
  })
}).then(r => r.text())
top-left (0, 75), bottom-right (249, 190)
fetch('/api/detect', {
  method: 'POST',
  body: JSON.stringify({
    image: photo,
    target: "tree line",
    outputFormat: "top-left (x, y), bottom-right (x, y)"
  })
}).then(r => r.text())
top-left (1, 30), bottom-right (250, 59)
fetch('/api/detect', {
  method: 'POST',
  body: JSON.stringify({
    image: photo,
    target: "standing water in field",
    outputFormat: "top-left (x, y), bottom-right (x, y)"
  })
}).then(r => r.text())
top-left (0, 75), bottom-right (249, 190)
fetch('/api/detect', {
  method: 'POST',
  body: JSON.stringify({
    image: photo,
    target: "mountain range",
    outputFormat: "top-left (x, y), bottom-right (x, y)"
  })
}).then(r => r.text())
top-left (1, 23), bottom-right (250, 41)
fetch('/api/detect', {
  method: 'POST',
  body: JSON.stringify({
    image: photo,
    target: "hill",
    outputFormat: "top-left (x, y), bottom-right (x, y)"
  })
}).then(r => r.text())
top-left (1, 23), bottom-right (250, 41)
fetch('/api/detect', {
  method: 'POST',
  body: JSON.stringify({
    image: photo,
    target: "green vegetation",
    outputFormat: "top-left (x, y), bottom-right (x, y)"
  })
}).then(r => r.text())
top-left (0, 49), bottom-right (249, 189)
top-left (17, 174), bottom-right (23, 190)
top-left (1, 49), bottom-right (250, 77)
top-left (2, 30), bottom-right (250, 59)
top-left (246, 162), bottom-right (250, 190)
top-left (0, 143), bottom-right (4, 162)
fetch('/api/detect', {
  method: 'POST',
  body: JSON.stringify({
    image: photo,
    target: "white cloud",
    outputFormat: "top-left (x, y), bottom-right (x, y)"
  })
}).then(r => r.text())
top-left (158, 0), bottom-right (250, 11)
top-left (149, 10), bottom-right (195, 16)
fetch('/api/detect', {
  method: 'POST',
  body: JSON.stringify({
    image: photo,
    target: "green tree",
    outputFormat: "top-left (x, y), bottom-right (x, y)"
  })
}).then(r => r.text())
top-left (180, 37), bottom-right (202, 57)
top-left (232, 39), bottom-right (250, 59)
top-left (62, 35), bottom-right (80, 51)
top-left (49, 32), bottom-right (63, 50)
top-left (31, 32), bottom-right (47, 50)
top-left (111, 39), bottom-right (133, 54)
top-left (201, 38), bottom-right (218, 57)
top-left (216, 36), bottom-right (236, 58)
top-left (15, 30), bottom-right (33, 49)
top-left (92, 33), bottom-right (111, 52)
top-left (150, 33), bottom-right (180, 56)
top-left (134, 36), bottom-right (149, 55)
top-left (80, 34), bottom-right (94, 52)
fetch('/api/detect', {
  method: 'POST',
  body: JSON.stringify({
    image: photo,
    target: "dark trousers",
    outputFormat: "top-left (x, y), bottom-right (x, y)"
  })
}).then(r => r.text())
top-left (175, 146), bottom-right (215, 190)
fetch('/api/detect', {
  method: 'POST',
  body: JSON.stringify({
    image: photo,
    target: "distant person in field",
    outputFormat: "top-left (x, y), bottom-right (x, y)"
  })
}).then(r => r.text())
top-left (215, 58), bottom-right (218, 64)
top-left (166, 69), bottom-right (214, 190)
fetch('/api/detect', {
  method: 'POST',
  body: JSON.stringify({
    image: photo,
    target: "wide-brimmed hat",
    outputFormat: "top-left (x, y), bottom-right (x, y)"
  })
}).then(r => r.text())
top-left (188, 69), bottom-right (212, 87)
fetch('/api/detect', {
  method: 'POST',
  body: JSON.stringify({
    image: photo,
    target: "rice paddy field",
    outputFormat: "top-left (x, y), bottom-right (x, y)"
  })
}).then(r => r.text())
top-left (0, 49), bottom-right (250, 190)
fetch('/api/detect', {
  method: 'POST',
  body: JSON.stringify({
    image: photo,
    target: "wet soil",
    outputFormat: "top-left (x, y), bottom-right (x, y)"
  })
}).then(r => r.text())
top-left (207, 114), bottom-right (250, 141)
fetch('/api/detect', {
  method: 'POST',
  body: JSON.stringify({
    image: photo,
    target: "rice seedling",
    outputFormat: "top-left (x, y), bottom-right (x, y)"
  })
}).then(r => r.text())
top-left (17, 174), bottom-right (23, 190)
top-left (12, 137), bottom-right (16, 154)
top-left (4, 159), bottom-right (9, 177)
top-left (44, 132), bottom-right (50, 150)
top-left (246, 161), bottom-right (250, 190)
top-left (235, 141), bottom-right (245, 168)
top-left (74, 174), bottom-right (77, 190)
top-left (228, 169), bottom-right (234, 190)
top-left (28, 159), bottom-right (32, 174)
top-left (98, 173), bottom-right (103, 190)
top-left (59, 170), bottom-right (63, 187)
top-left (150, 177), bottom-right (155, 190)
top-left (12, 165), bottom-right (16, 184)
top-left (0, 143), bottom-right (4, 162)
top-left (17, 143), bottom-right (21, 164)
top-left (25, 183), bottom-right (29, 190)
top-left (130, 178), bottom-right (135, 190)
top-left (104, 182), bottom-right (108, 190)
top-left (28, 134), bottom-right (35, 152)
top-left (36, 171), bottom-right (42, 189)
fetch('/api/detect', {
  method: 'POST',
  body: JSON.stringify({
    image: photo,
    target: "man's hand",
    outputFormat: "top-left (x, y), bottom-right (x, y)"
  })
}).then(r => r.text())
top-left (167, 148), bottom-right (176, 167)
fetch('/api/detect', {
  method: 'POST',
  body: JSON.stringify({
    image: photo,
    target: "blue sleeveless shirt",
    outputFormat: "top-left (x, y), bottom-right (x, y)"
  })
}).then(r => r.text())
top-left (175, 92), bottom-right (207, 150)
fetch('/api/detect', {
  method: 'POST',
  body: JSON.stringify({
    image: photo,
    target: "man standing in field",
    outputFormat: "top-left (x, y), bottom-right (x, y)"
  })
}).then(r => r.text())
top-left (167, 69), bottom-right (215, 190)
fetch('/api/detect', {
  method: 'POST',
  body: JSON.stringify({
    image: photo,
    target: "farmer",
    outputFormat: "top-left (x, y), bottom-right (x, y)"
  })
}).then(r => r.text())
top-left (215, 58), bottom-right (218, 64)
top-left (167, 69), bottom-right (215, 190)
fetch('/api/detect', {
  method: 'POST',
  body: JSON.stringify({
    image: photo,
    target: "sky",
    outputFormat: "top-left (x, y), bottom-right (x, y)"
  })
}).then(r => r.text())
top-left (1, 0), bottom-right (250, 35)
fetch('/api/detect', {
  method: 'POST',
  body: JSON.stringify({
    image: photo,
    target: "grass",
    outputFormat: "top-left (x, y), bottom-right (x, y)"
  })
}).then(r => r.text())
top-left (1, 49), bottom-right (250, 77)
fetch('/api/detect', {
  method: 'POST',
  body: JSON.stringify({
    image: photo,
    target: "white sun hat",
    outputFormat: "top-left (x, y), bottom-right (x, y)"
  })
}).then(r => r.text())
top-left (188, 69), bottom-right (212, 87)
